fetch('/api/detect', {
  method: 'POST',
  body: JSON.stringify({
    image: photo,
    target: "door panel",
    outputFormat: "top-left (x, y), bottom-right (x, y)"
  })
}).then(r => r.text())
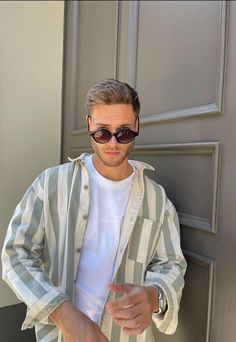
top-left (132, 142), bottom-right (220, 234)
top-left (62, 1), bottom-right (236, 341)
top-left (136, 1), bottom-right (222, 116)
top-left (62, 1), bottom-right (119, 155)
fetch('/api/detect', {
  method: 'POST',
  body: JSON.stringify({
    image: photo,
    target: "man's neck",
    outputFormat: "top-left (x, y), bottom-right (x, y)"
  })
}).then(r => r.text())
top-left (92, 155), bottom-right (133, 181)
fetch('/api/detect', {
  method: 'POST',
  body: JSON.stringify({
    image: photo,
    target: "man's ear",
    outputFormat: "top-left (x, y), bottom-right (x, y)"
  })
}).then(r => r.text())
top-left (135, 116), bottom-right (139, 132)
top-left (86, 115), bottom-right (91, 131)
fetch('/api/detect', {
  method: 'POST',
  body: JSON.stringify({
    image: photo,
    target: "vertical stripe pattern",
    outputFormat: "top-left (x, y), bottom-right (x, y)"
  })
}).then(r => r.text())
top-left (1, 153), bottom-right (186, 341)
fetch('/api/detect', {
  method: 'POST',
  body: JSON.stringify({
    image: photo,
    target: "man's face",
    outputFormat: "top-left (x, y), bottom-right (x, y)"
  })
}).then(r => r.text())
top-left (87, 103), bottom-right (138, 169)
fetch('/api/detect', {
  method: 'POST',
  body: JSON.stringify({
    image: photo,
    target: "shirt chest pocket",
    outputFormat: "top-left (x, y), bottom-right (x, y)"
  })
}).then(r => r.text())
top-left (127, 217), bottom-right (162, 265)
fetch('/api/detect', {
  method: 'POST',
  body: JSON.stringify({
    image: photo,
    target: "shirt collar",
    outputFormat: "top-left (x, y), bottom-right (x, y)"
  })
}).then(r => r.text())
top-left (68, 153), bottom-right (90, 164)
top-left (68, 153), bottom-right (155, 172)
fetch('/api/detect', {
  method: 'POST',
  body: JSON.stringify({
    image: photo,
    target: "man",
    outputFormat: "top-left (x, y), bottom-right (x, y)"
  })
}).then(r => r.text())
top-left (2, 79), bottom-right (186, 342)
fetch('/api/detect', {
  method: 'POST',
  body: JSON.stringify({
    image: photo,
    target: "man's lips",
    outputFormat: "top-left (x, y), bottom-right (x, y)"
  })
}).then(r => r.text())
top-left (104, 151), bottom-right (121, 156)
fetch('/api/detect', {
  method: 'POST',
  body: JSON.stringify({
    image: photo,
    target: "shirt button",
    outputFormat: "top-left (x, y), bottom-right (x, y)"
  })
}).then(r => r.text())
top-left (83, 214), bottom-right (88, 220)
top-left (76, 248), bottom-right (81, 253)
top-left (84, 185), bottom-right (88, 190)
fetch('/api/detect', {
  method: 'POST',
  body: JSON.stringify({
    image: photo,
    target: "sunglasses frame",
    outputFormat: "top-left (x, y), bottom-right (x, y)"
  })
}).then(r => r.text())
top-left (89, 127), bottom-right (139, 144)
top-left (87, 115), bottom-right (139, 144)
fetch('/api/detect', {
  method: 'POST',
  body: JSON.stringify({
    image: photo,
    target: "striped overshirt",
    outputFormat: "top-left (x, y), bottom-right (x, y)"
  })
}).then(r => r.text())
top-left (1, 153), bottom-right (187, 342)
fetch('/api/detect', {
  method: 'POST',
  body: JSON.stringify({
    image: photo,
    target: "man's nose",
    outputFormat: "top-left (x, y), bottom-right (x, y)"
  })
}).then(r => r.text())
top-left (108, 135), bottom-right (118, 146)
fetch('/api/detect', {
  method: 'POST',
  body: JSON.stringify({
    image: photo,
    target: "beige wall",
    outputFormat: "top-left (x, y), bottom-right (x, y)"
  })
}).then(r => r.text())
top-left (0, 1), bottom-right (64, 307)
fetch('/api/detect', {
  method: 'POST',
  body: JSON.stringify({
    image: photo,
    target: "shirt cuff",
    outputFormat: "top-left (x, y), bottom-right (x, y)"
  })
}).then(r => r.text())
top-left (21, 287), bottom-right (69, 330)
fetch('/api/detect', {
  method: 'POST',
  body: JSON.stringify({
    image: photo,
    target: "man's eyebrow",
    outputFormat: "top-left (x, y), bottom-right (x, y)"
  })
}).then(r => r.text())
top-left (94, 122), bottom-right (133, 128)
top-left (93, 122), bottom-right (109, 127)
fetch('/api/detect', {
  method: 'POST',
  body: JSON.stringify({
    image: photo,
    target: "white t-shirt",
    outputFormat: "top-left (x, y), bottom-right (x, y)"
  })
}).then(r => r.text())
top-left (75, 155), bottom-right (134, 323)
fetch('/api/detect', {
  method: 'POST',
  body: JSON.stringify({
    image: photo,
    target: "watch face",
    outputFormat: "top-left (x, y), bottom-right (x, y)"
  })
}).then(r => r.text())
top-left (160, 299), bottom-right (165, 310)
top-left (158, 289), bottom-right (167, 313)
top-left (154, 285), bottom-right (167, 314)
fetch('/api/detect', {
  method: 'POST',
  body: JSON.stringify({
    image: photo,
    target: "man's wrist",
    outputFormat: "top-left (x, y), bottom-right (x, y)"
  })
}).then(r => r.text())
top-left (49, 301), bottom-right (75, 330)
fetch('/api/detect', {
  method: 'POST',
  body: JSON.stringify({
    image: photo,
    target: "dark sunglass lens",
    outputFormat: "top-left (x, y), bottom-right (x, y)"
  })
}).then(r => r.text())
top-left (93, 129), bottom-right (111, 143)
top-left (117, 129), bottom-right (136, 143)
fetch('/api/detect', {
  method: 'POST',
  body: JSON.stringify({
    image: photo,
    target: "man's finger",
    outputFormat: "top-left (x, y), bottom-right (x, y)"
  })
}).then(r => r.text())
top-left (114, 313), bottom-right (144, 329)
top-left (122, 321), bottom-right (148, 336)
top-left (107, 301), bottom-right (143, 319)
top-left (108, 283), bottom-right (134, 294)
top-left (107, 290), bottom-right (141, 311)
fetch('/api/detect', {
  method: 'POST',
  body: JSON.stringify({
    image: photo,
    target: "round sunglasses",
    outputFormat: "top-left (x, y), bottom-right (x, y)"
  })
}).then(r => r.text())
top-left (89, 128), bottom-right (139, 144)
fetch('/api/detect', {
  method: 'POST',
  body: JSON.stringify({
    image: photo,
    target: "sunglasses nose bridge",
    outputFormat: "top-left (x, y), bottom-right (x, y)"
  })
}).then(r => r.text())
top-left (108, 133), bottom-right (119, 144)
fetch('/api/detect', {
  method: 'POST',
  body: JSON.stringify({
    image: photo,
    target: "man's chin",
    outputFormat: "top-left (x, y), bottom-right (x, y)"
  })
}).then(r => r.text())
top-left (100, 157), bottom-right (126, 168)
top-left (92, 143), bottom-right (133, 169)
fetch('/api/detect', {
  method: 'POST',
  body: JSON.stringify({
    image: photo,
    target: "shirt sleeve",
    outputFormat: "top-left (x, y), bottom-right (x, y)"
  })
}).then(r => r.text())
top-left (1, 175), bottom-right (68, 330)
top-left (144, 198), bottom-right (187, 334)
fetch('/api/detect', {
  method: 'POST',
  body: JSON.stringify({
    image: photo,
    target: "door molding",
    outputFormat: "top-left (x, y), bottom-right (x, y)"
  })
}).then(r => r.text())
top-left (124, 1), bottom-right (228, 124)
top-left (132, 141), bottom-right (221, 233)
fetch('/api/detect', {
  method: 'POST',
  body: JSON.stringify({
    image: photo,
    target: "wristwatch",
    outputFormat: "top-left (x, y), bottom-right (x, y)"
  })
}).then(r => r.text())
top-left (154, 286), bottom-right (167, 314)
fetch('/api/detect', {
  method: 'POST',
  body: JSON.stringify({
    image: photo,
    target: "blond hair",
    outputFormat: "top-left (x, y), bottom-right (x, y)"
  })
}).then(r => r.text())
top-left (85, 79), bottom-right (140, 116)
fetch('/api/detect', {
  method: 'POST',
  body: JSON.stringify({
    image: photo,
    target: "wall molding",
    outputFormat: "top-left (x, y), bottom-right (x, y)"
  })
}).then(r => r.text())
top-left (183, 249), bottom-right (215, 342)
top-left (67, 1), bottom-right (228, 137)
top-left (127, 0), bottom-right (139, 88)
top-left (65, 1), bottom-right (120, 135)
top-left (130, 1), bottom-right (228, 124)
top-left (132, 142), bottom-right (221, 233)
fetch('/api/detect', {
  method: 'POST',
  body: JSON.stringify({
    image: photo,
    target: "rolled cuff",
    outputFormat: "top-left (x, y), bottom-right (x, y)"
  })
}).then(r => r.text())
top-left (144, 276), bottom-right (179, 335)
top-left (22, 287), bottom-right (69, 330)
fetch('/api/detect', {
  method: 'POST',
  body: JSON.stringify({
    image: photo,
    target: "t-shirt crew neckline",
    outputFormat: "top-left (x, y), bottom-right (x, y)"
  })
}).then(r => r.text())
top-left (85, 155), bottom-right (135, 190)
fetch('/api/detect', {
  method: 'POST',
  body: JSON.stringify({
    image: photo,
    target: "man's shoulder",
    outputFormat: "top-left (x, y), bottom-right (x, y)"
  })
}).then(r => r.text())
top-left (32, 161), bottom-right (82, 199)
top-left (144, 174), bottom-right (166, 196)
top-left (36, 161), bottom-right (81, 190)
top-left (44, 160), bottom-right (81, 178)
top-left (144, 175), bottom-right (176, 214)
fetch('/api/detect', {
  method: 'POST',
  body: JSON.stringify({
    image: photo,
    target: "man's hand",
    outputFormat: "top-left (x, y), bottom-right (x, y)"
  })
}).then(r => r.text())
top-left (50, 301), bottom-right (109, 342)
top-left (106, 283), bottom-right (158, 336)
